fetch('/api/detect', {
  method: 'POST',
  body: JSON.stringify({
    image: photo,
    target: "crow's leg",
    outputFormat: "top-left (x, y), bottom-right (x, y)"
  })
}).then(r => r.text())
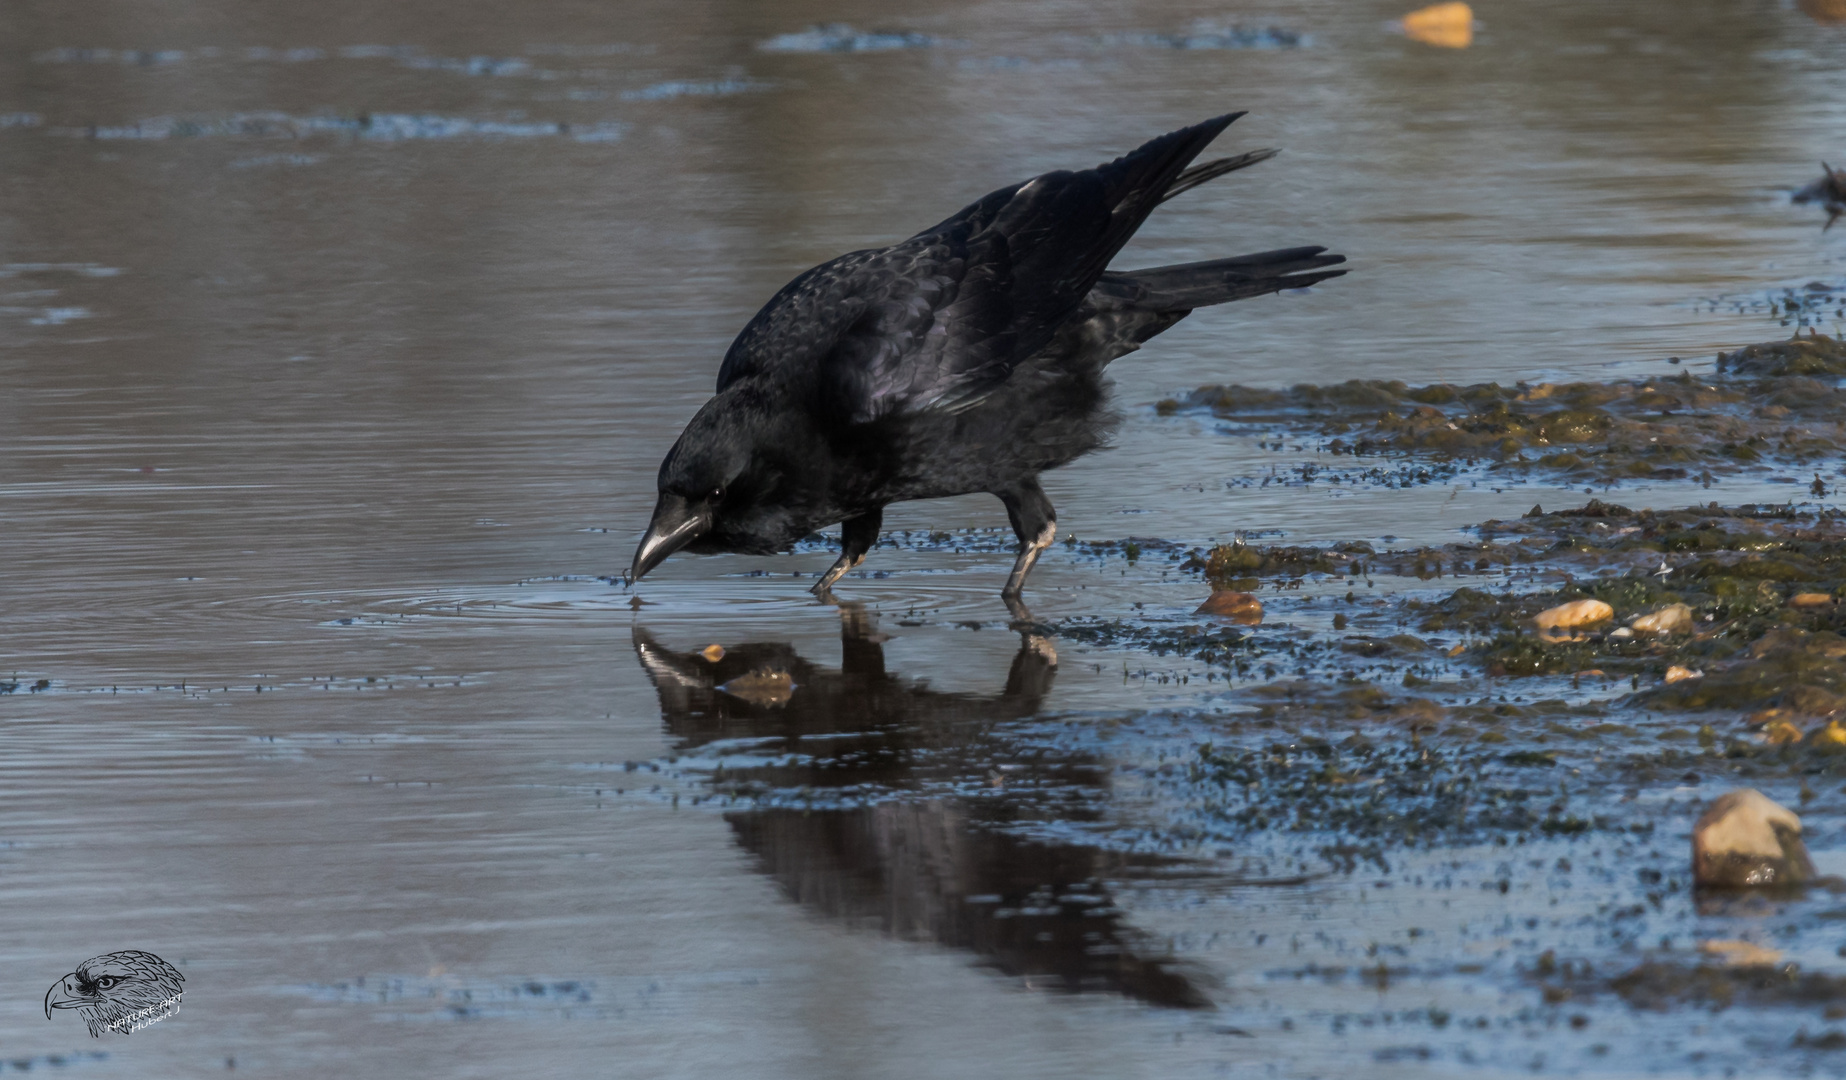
top-left (997, 479), bottom-right (1057, 600)
top-left (1003, 629), bottom-right (1058, 700)
top-left (836, 602), bottom-right (891, 677)
top-left (812, 507), bottom-right (883, 596)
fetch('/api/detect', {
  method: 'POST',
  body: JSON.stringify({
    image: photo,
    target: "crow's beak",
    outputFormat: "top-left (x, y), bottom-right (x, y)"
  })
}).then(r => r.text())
top-left (628, 493), bottom-right (712, 585)
top-left (45, 974), bottom-right (88, 1017)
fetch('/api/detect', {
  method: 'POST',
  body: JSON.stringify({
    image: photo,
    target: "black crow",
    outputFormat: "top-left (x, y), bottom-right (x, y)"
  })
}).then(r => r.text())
top-left (630, 112), bottom-right (1344, 599)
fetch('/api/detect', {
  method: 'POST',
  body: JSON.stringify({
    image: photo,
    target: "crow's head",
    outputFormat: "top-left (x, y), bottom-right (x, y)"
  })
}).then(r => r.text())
top-left (45, 950), bottom-right (185, 1037)
top-left (631, 390), bottom-right (784, 581)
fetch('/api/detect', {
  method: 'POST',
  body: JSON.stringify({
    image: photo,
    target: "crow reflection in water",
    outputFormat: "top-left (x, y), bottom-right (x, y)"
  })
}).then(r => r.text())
top-left (632, 610), bottom-right (1210, 1009)
top-left (630, 112), bottom-right (1344, 599)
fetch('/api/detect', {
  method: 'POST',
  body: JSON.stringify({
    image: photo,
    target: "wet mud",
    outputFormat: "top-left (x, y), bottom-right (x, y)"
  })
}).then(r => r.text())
top-left (624, 554), bottom-right (1846, 1074)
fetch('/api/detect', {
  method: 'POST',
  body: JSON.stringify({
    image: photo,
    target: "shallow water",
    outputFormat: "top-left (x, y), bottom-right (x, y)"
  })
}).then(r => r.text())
top-left (6, 0), bottom-right (1846, 1075)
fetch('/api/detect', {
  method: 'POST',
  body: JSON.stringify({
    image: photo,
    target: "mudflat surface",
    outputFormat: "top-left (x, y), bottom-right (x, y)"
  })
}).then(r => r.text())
top-left (6, 0), bottom-right (1846, 1076)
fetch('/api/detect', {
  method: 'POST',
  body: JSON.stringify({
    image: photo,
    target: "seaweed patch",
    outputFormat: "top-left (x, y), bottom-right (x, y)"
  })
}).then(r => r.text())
top-left (1162, 333), bottom-right (1846, 485)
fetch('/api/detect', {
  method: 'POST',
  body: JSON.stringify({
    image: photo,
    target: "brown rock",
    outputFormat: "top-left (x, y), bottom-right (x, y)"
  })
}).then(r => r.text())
top-left (1534, 599), bottom-right (1613, 630)
top-left (1790, 592), bottom-right (1836, 610)
top-left (699, 643), bottom-right (726, 663)
top-left (1692, 789), bottom-right (1814, 888)
top-left (1195, 591), bottom-right (1263, 625)
top-left (1784, 684), bottom-right (1846, 717)
top-left (1630, 603), bottom-right (1693, 634)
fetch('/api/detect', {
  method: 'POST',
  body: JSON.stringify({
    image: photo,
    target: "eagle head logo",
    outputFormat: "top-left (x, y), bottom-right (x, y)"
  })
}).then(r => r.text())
top-left (45, 951), bottom-right (185, 1037)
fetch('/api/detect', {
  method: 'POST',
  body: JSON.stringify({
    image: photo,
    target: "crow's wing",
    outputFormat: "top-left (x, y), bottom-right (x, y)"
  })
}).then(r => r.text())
top-left (715, 114), bottom-right (1243, 424)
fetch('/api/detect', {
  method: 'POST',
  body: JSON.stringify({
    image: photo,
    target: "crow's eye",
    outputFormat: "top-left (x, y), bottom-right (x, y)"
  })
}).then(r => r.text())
top-left (94, 976), bottom-right (119, 990)
top-left (708, 486), bottom-right (724, 502)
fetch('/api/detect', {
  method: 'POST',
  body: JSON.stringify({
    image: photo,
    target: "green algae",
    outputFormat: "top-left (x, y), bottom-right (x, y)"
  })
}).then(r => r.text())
top-left (1186, 542), bottom-right (1341, 584)
top-left (1171, 334), bottom-right (1846, 482)
top-left (1719, 333), bottom-right (1846, 377)
top-left (1410, 503), bottom-right (1846, 714)
top-left (1028, 495), bottom-right (1846, 868)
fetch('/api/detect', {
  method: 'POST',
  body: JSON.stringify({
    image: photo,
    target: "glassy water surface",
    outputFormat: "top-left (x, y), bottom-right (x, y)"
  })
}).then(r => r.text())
top-left (5, 0), bottom-right (1846, 1075)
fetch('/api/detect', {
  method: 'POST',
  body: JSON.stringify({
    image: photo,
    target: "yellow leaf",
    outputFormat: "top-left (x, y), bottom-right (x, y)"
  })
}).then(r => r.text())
top-left (1403, 2), bottom-right (1473, 48)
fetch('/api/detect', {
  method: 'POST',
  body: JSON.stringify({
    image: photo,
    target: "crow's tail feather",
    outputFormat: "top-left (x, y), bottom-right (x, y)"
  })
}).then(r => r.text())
top-left (1111, 246), bottom-right (1346, 311)
top-left (1160, 148), bottom-right (1279, 204)
top-left (1078, 113), bottom-right (1245, 280)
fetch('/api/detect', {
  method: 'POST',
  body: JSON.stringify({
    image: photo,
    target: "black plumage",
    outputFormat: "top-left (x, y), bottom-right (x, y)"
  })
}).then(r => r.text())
top-left (630, 113), bottom-right (1345, 599)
